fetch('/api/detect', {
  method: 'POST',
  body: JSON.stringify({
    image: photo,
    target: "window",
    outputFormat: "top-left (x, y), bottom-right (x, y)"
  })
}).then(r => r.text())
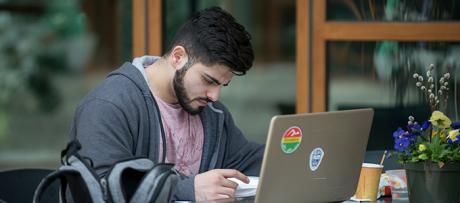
top-left (297, 0), bottom-right (460, 150)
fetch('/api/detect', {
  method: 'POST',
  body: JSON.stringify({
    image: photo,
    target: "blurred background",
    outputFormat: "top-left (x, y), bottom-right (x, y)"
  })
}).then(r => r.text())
top-left (0, 0), bottom-right (133, 170)
top-left (0, 0), bottom-right (296, 170)
top-left (0, 0), bottom-right (458, 170)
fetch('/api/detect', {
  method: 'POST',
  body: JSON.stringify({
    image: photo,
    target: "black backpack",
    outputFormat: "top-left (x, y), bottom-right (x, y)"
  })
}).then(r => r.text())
top-left (33, 140), bottom-right (182, 203)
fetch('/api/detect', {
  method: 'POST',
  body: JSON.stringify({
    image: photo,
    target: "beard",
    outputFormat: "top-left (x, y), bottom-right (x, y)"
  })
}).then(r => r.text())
top-left (173, 62), bottom-right (209, 115)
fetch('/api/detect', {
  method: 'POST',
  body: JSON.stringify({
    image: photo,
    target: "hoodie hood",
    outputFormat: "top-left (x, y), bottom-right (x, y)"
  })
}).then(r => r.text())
top-left (106, 55), bottom-right (160, 97)
top-left (131, 55), bottom-right (160, 83)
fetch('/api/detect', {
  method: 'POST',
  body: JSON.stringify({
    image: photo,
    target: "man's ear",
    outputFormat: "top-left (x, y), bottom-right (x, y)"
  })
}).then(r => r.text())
top-left (169, 46), bottom-right (188, 70)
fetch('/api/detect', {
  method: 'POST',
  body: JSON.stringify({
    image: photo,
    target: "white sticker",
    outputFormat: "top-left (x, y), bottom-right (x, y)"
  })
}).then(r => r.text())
top-left (309, 147), bottom-right (324, 171)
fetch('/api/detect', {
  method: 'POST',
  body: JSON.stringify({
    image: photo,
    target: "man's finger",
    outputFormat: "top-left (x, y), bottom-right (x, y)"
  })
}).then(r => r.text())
top-left (221, 178), bottom-right (239, 189)
top-left (216, 169), bottom-right (249, 183)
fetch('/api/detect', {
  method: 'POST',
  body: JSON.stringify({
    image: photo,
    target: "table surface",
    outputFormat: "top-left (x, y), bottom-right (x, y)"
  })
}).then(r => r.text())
top-left (193, 196), bottom-right (409, 203)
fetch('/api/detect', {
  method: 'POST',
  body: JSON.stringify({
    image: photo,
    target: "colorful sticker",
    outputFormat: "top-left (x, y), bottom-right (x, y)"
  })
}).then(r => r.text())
top-left (309, 147), bottom-right (324, 171)
top-left (280, 126), bottom-right (302, 154)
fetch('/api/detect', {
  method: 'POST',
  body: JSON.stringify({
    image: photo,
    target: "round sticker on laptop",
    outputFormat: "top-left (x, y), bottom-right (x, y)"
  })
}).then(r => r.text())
top-left (280, 126), bottom-right (302, 154)
top-left (309, 147), bottom-right (324, 171)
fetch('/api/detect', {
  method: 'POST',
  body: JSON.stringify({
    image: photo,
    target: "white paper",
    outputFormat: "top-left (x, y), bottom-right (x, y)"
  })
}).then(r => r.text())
top-left (349, 196), bottom-right (372, 202)
top-left (228, 176), bottom-right (259, 197)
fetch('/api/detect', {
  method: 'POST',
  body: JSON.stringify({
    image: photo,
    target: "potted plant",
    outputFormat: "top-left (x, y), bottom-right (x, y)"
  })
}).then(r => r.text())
top-left (392, 64), bottom-right (460, 203)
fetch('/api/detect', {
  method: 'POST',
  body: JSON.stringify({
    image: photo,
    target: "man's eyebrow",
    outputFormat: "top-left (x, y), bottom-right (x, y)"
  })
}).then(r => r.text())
top-left (204, 73), bottom-right (230, 86)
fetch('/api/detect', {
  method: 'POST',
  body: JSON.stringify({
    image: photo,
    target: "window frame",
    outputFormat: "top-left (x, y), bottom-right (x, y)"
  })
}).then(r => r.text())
top-left (296, 0), bottom-right (460, 113)
top-left (132, 0), bottom-right (163, 57)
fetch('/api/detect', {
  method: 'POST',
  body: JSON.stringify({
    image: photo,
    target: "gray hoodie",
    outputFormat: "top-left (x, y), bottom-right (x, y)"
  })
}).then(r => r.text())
top-left (69, 57), bottom-right (264, 201)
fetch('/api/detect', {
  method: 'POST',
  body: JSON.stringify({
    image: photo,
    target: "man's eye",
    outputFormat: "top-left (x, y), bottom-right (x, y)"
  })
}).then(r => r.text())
top-left (204, 78), bottom-right (214, 85)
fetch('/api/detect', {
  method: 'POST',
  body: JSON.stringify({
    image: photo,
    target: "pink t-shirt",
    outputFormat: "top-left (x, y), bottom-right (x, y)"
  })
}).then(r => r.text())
top-left (154, 95), bottom-right (204, 176)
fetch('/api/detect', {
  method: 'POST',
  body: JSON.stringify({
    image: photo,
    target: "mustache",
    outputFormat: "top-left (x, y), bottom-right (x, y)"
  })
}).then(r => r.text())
top-left (192, 97), bottom-right (213, 103)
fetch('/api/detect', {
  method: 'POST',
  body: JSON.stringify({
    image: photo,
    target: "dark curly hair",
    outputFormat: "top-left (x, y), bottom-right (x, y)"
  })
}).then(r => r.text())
top-left (165, 7), bottom-right (254, 75)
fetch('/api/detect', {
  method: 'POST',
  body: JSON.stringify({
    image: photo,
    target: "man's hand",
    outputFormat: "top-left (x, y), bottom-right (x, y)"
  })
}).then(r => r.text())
top-left (194, 169), bottom-right (249, 201)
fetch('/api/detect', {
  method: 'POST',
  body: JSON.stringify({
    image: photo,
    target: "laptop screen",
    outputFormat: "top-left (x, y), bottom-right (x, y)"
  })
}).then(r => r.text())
top-left (255, 108), bottom-right (374, 203)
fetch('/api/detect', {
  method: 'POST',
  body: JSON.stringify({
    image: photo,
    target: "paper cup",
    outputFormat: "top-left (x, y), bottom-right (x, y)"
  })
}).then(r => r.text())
top-left (355, 163), bottom-right (383, 201)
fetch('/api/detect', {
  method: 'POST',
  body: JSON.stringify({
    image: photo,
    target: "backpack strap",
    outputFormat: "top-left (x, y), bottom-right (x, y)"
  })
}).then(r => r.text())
top-left (33, 156), bottom-right (104, 203)
top-left (33, 155), bottom-right (106, 203)
top-left (61, 140), bottom-right (81, 164)
top-left (107, 158), bottom-right (154, 203)
top-left (32, 168), bottom-right (67, 203)
top-left (65, 156), bottom-right (105, 202)
top-left (130, 163), bottom-right (179, 203)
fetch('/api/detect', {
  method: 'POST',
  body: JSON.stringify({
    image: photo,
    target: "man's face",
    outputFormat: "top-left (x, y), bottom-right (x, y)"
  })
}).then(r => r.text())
top-left (173, 61), bottom-right (234, 115)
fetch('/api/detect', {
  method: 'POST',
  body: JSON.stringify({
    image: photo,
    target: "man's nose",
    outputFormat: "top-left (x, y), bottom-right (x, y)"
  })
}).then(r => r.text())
top-left (206, 86), bottom-right (221, 102)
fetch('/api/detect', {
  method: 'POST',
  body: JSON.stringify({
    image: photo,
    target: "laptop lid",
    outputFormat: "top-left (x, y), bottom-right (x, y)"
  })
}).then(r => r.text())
top-left (255, 108), bottom-right (374, 203)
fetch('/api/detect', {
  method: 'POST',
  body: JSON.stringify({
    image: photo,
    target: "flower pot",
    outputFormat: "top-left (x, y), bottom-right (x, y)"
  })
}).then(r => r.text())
top-left (405, 162), bottom-right (460, 203)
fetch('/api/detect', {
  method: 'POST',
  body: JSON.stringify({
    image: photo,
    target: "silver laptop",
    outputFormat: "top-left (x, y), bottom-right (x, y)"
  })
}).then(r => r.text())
top-left (255, 108), bottom-right (374, 203)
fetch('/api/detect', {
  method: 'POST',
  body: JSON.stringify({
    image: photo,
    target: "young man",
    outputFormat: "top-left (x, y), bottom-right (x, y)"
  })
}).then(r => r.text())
top-left (69, 7), bottom-right (264, 201)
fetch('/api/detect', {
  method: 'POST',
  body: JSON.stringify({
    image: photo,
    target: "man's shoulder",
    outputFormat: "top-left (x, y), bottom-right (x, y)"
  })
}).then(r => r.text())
top-left (78, 64), bottom-right (148, 110)
top-left (89, 75), bottom-right (141, 99)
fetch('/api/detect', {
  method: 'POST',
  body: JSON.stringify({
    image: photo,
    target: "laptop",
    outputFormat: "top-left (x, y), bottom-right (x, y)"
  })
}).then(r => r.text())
top-left (253, 108), bottom-right (374, 203)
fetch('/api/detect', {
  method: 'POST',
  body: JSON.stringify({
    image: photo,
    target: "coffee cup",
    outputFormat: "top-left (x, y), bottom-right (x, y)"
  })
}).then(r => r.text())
top-left (355, 163), bottom-right (383, 201)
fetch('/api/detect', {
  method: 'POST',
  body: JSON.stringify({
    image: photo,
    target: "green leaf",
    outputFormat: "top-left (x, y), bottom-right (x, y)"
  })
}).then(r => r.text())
top-left (418, 154), bottom-right (428, 160)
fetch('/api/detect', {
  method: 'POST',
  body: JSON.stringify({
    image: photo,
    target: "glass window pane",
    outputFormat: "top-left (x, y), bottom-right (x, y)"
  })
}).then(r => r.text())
top-left (327, 0), bottom-right (460, 21)
top-left (163, 1), bottom-right (192, 51)
top-left (327, 41), bottom-right (460, 150)
top-left (0, 0), bottom-right (132, 170)
top-left (164, 0), bottom-right (296, 144)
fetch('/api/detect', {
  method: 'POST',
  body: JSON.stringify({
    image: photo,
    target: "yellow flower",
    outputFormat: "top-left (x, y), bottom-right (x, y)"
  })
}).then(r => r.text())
top-left (418, 144), bottom-right (427, 152)
top-left (447, 129), bottom-right (460, 142)
top-left (429, 111), bottom-right (452, 129)
top-left (439, 133), bottom-right (447, 141)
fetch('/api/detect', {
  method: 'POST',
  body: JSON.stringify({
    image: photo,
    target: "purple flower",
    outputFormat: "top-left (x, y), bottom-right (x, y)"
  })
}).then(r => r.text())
top-left (407, 122), bottom-right (421, 131)
top-left (407, 133), bottom-right (418, 140)
top-left (393, 127), bottom-right (405, 139)
top-left (447, 137), bottom-right (459, 144)
top-left (447, 139), bottom-right (459, 145)
top-left (451, 121), bottom-right (460, 130)
top-left (394, 137), bottom-right (410, 152)
top-left (421, 121), bottom-right (431, 130)
top-left (412, 124), bottom-right (422, 131)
